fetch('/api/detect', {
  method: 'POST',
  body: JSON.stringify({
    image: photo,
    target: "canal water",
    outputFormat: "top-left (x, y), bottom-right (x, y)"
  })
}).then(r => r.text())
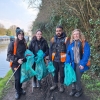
top-left (0, 44), bottom-right (10, 78)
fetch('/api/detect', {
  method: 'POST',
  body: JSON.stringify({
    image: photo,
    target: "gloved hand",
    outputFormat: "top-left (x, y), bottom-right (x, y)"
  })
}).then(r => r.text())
top-left (18, 59), bottom-right (23, 64)
top-left (22, 58), bottom-right (27, 62)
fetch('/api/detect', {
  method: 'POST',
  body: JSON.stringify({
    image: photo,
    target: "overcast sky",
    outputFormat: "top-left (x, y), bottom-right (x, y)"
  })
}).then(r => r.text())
top-left (0, 0), bottom-right (39, 32)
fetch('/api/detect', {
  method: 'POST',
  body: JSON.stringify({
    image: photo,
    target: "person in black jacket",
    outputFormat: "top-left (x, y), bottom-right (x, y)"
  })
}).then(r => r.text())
top-left (49, 26), bottom-right (70, 92)
top-left (28, 29), bottom-right (49, 88)
top-left (7, 27), bottom-right (27, 100)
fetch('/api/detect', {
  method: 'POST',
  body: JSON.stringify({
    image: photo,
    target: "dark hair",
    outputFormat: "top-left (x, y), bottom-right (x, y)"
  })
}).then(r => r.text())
top-left (32, 34), bottom-right (36, 40)
top-left (15, 37), bottom-right (26, 45)
top-left (56, 25), bottom-right (63, 30)
top-left (32, 29), bottom-right (42, 39)
top-left (36, 29), bottom-right (42, 33)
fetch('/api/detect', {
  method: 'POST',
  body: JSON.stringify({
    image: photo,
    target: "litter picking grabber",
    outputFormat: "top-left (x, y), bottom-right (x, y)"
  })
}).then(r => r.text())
top-left (6, 64), bottom-right (20, 86)
top-left (6, 54), bottom-right (32, 86)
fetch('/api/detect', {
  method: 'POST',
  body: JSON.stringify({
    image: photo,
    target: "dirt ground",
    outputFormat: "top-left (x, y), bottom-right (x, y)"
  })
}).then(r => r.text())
top-left (2, 75), bottom-right (90, 100)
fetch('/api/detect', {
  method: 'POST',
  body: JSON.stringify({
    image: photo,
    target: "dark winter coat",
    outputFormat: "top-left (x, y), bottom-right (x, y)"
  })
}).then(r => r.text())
top-left (49, 32), bottom-right (70, 62)
top-left (7, 39), bottom-right (26, 67)
top-left (28, 36), bottom-right (49, 57)
top-left (66, 40), bottom-right (90, 72)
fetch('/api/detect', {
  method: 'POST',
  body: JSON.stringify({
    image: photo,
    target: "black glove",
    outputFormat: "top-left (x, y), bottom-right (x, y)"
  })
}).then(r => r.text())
top-left (22, 58), bottom-right (27, 62)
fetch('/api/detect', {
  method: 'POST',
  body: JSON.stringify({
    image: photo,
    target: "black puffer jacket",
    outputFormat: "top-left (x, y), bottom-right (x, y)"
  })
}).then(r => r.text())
top-left (28, 36), bottom-right (49, 57)
top-left (7, 40), bottom-right (26, 66)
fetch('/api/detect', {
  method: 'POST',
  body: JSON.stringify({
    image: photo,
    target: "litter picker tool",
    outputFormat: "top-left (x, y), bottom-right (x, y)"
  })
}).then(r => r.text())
top-left (6, 64), bottom-right (20, 86)
top-left (6, 54), bottom-right (32, 86)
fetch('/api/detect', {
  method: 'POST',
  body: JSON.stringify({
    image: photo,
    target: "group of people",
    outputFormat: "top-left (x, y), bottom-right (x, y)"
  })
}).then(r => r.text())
top-left (7, 26), bottom-right (90, 99)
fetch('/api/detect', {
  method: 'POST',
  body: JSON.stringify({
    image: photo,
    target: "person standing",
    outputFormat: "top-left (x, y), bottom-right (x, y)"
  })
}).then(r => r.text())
top-left (49, 26), bottom-right (70, 92)
top-left (7, 27), bottom-right (27, 99)
top-left (66, 29), bottom-right (90, 97)
top-left (28, 29), bottom-right (49, 88)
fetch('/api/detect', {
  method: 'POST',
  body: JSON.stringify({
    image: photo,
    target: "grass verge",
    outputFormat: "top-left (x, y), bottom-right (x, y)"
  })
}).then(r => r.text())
top-left (0, 70), bottom-right (13, 99)
top-left (82, 71), bottom-right (100, 100)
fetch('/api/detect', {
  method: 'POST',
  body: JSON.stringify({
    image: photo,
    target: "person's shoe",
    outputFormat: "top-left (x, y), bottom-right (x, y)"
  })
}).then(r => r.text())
top-left (50, 83), bottom-right (57, 91)
top-left (74, 89), bottom-right (83, 97)
top-left (37, 80), bottom-right (41, 88)
top-left (33, 82), bottom-right (36, 87)
top-left (15, 92), bottom-right (20, 100)
top-left (59, 84), bottom-right (64, 93)
top-left (32, 79), bottom-right (36, 87)
top-left (69, 89), bottom-right (77, 96)
top-left (20, 89), bottom-right (26, 95)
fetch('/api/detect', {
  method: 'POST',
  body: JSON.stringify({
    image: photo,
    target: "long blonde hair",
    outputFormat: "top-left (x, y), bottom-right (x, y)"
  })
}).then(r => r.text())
top-left (70, 29), bottom-right (85, 43)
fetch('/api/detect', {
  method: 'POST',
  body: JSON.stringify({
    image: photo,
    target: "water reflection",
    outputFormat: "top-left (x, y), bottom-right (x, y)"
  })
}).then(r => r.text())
top-left (0, 44), bottom-right (10, 78)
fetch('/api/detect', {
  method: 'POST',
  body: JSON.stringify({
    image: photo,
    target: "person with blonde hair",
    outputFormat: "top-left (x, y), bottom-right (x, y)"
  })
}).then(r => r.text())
top-left (65, 29), bottom-right (90, 97)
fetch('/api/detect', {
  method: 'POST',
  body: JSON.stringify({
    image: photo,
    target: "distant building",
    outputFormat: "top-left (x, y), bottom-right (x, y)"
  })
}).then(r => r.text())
top-left (0, 36), bottom-right (10, 45)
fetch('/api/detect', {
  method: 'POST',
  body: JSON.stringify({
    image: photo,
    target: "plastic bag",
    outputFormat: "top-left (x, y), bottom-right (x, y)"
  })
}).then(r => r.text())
top-left (47, 62), bottom-right (55, 76)
top-left (35, 50), bottom-right (48, 80)
top-left (20, 49), bottom-right (36, 83)
top-left (64, 63), bottom-right (76, 86)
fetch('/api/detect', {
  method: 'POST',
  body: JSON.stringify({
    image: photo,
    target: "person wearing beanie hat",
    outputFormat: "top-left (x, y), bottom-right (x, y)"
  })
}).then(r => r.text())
top-left (16, 27), bottom-right (20, 32)
top-left (16, 27), bottom-right (24, 37)
top-left (7, 27), bottom-right (27, 99)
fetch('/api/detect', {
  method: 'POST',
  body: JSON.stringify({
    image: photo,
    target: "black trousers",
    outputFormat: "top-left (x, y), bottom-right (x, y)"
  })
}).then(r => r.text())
top-left (32, 63), bottom-right (36, 82)
top-left (12, 64), bottom-right (22, 94)
top-left (53, 61), bottom-right (64, 84)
